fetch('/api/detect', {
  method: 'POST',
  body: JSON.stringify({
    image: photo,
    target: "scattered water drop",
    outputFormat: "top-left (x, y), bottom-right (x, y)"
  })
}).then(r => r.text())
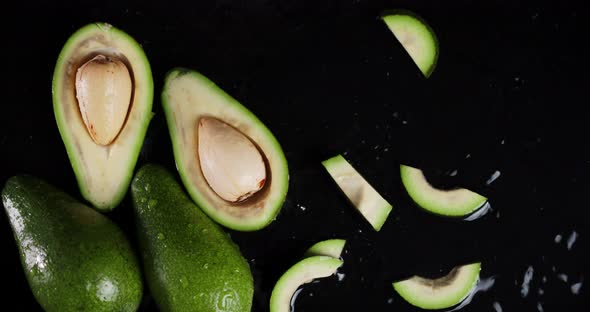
top-left (542, 276), bottom-right (547, 283)
top-left (144, 184), bottom-right (151, 192)
top-left (464, 202), bottom-right (492, 221)
top-left (387, 298), bottom-right (393, 304)
top-left (180, 276), bottom-right (189, 288)
top-left (449, 169), bottom-right (458, 177)
top-left (449, 276), bottom-right (495, 311)
top-left (203, 263), bottom-right (209, 269)
top-left (486, 170), bottom-right (501, 185)
top-left (557, 273), bottom-right (568, 283)
top-left (537, 302), bottom-right (544, 312)
top-left (521, 266), bottom-right (534, 297)
top-left (290, 288), bottom-right (304, 311)
top-left (492, 301), bottom-right (502, 312)
top-left (384, 147), bottom-right (389, 152)
top-left (538, 288), bottom-right (544, 295)
top-left (554, 234), bottom-right (562, 243)
top-left (157, 233), bottom-right (165, 240)
top-left (298, 204), bottom-right (306, 211)
top-left (571, 281), bottom-right (583, 294)
top-left (566, 230), bottom-right (578, 250)
top-left (337, 273), bottom-right (345, 282)
top-left (465, 153), bottom-right (471, 159)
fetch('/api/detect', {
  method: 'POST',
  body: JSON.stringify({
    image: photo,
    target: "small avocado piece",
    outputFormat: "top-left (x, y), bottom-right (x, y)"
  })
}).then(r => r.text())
top-left (161, 68), bottom-right (289, 231)
top-left (400, 165), bottom-right (487, 217)
top-left (131, 164), bottom-right (253, 312)
top-left (2, 175), bottom-right (143, 312)
top-left (270, 256), bottom-right (343, 312)
top-left (393, 262), bottom-right (481, 310)
top-left (381, 10), bottom-right (439, 77)
top-left (322, 155), bottom-right (392, 231)
top-left (304, 238), bottom-right (346, 259)
top-left (52, 23), bottom-right (154, 211)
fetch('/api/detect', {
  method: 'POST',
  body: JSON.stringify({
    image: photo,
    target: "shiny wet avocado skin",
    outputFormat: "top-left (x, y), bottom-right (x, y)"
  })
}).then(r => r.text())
top-left (2, 175), bottom-right (143, 312)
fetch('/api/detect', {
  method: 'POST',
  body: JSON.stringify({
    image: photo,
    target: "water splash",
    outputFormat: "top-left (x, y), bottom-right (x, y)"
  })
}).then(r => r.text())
top-left (449, 276), bottom-right (496, 311)
top-left (464, 202), bottom-right (493, 221)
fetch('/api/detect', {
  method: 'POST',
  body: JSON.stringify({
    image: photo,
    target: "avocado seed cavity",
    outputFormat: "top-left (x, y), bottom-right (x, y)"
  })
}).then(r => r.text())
top-left (197, 117), bottom-right (267, 203)
top-left (75, 54), bottom-right (132, 146)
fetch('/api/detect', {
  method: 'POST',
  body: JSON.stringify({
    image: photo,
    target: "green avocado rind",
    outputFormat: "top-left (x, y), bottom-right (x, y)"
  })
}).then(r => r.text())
top-left (52, 23), bottom-right (154, 211)
top-left (304, 239), bottom-right (346, 259)
top-left (161, 68), bottom-right (289, 231)
top-left (381, 10), bottom-right (439, 78)
top-left (2, 175), bottom-right (143, 312)
top-left (131, 164), bottom-right (253, 312)
top-left (400, 165), bottom-right (487, 217)
top-left (270, 256), bottom-right (343, 312)
top-left (393, 263), bottom-right (481, 310)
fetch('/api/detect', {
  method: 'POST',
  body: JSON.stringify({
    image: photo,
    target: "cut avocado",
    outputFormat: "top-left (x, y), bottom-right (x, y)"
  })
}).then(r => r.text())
top-left (52, 23), bottom-right (153, 211)
top-left (393, 262), bottom-right (481, 310)
top-left (304, 239), bottom-right (346, 259)
top-left (381, 11), bottom-right (439, 78)
top-left (161, 68), bottom-right (288, 231)
top-left (270, 239), bottom-right (345, 312)
top-left (131, 164), bottom-right (253, 312)
top-left (322, 155), bottom-right (392, 231)
top-left (2, 175), bottom-right (143, 311)
top-left (270, 256), bottom-right (343, 312)
top-left (400, 165), bottom-right (487, 217)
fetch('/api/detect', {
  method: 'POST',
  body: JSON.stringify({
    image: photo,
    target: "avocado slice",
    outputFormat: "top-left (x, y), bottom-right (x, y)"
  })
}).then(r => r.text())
top-left (322, 155), bottom-right (392, 231)
top-left (52, 23), bottom-right (153, 211)
top-left (381, 10), bottom-right (439, 78)
top-left (393, 262), bottom-right (481, 310)
top-left (161, 68), bottom-right (289, 231)
top-left (131, 164), bottom-right (253, 312)
top-left (400, 165), bottom-right (487, 217)
top-left (304, 238), bottom-right (346, 259)
top-left (270, 239), bottom-right (345, 312)
top-left (2, 175), bottom-right (143, 312)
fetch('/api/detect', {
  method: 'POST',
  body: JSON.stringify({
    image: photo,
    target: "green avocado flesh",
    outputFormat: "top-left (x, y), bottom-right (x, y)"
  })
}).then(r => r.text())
top-left (131, 164), bottom-right (253, 312)
top-left (393, 262), bottom-right (481, 310)
top-left (2, 175), bottom-right (143, 312)
top-left (52, 23), bottom-right (154, 211)
top-left (400, 165), bottom-right (487, 217)
top-left (304, 239), bottom-right (346, 259)
top-left (270, 256), bottom-right (343, 312)
top-left (322, 155), bottom-right (392, 231)
top-left (161, 68), bottom-right (289, 231)
top-left (382, 11), bottom-right (439, 78)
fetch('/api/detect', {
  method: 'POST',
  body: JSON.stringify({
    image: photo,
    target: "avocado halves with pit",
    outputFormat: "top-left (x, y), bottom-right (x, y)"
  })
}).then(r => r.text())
top-left (52, 23), bottom-right (154, 211)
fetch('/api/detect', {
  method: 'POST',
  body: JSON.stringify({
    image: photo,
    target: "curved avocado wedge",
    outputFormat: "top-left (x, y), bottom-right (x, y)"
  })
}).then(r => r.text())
top-left (52, 23), bottom-right (154, 211)
top-left (393, 262), bottom-right (481, 310)
top-left (322, 155), bottom-right (392, 231)
top-left (2, 175), bottom-right (143, 311)
top-left (400, 165), bottom-right (487, 217)
top-left (304, 239), bottom-right (346, 259)
top-left (381, 10), bottom-right (439, 78)
top-left (161, 68), bottom-right (289, 231)
top-left (270, 256), bottom-right (343, 312)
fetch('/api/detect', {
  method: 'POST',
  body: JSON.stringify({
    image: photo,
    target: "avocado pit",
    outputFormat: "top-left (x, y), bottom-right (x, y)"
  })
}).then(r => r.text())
top-left (75, 54), bottom-right (132, 146)
top-left (197, 117), bottom-right (267, 203)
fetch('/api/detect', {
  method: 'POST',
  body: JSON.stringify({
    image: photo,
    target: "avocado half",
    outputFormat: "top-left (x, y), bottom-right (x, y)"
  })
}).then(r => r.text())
top-left (381, 10), bottom-right (439, 78)
top-left (322, 155), bottom-right (392, 231)
top-left (400, 165), bottom-right (487, 217)
top-left (161, 68), bottom-right (289, 231)
top-left (393, 262), bottom-right (481, 310)
top-left (52, 23), bottom-right (153, 211)
top-left (270, 239), bottom-right (345, 312)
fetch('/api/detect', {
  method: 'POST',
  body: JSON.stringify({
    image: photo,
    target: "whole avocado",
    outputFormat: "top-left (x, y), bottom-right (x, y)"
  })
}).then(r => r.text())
top-left (131, 164), bottom-right (253, 312)
top-left (1, 175), bottom-right (143, 312)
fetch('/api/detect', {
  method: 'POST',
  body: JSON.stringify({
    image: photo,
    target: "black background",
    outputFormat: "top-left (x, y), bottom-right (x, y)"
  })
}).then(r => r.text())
top-left (1, 0), bottom-right (588, 311)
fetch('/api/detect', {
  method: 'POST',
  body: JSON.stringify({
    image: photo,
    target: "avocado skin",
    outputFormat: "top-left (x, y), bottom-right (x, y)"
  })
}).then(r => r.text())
top-left (131, 164), bottom-right (253, 312)
top-left (1, 175), bottom-right (143, 312)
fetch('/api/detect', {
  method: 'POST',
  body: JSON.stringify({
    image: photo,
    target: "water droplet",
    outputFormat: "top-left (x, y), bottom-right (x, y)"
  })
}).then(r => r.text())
top-left (537, 302), bottom-right (544, 312)
top-left (449, 169), bottom-right (458, 177)
top-left (557, 273), bottom-right (568, 283)
top-left (493, 301), bottom-right (503, 312)
top-left (234, 269), bottom-right (240, 274)
top-left (148, 199), bottom-right (158, 208)
top-left (521, 266), bottom-right (534, 297)
top-left (486, 170), bottom-right (501, 185)
top-left (202, 228), bottom-right (208, 234)
top-left (144, 184), bottom-right (151, 192)
top-left (554, 234), bottom-right (562, 243)
top-left (337, 273), bottom-right (345, 282)
top-left (203, 263), bottom-right (209, 269)
top-left (538, 288), bottom-right (544, 295)
top-left (157, 233), bottom-right (165, 240)
top-left (571, 282), bottom-right (583, 294)
top-left (566, 230), bottom-right (578, 250)
top-left (180, 276), bottom-right (188, 288)
top-left (387, 298), bottom-right (393, 304)
top-left (449, 276), bottom-right (495, 311)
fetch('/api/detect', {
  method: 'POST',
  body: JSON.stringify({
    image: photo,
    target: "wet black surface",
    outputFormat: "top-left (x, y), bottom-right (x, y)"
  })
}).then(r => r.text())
top-left (1, 0), bottom-right (588, 311)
